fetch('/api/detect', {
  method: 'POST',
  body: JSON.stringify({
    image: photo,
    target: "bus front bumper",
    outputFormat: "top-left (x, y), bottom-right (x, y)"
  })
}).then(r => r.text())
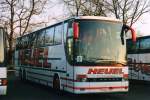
top-left (73, 81), bottom-right (129, 94)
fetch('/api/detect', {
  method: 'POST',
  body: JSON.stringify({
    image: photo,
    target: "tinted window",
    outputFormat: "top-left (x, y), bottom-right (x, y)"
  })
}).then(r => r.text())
top-left (16, 38), bottom-right (19, 50)
top-left (127, 39), bottom-right (139, 54)
top-left (63, 23), bottom-right (68, 43)
top-left (18, 37), bottom-right (22, 49)
top-left (22, 36), bottom-right (26, 49)
top-left (31, 33), bottom-right (37, 47)
top-left (27, 33), bottom-right (35, 48)
top-left (54, 24), bottom-right (62, 44)
top-left (37, 30), bottom-right (45, 46)
top-left (140, 38), bottom-right (150, 50)
top-left (68, 21), bottom-right (73, 37)
top-left (0, 29), bottom-right (4, 63)
top-left (24, 36), bottom-right (29, 48)
top-left (45, 27), bottom-right (54, 45)
top-left (74, 20), bottom-right (125, 65)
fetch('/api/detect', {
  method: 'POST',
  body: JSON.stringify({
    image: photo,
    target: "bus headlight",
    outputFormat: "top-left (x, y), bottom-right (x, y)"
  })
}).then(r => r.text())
top-left (123, 74), bottom-right (128, 81)
top-left (76, 74), bottom-right (87, 82)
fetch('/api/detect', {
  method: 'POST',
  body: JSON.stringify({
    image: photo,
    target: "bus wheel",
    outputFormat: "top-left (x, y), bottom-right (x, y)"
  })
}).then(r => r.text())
top-left (53, 75), bottom-right (60, 91)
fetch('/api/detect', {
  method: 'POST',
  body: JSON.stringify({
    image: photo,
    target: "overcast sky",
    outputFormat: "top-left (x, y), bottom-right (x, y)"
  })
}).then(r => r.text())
top-left (134, 13), bottom-right (150, 36)
top-left (44, 0), bottom-right (150, 36)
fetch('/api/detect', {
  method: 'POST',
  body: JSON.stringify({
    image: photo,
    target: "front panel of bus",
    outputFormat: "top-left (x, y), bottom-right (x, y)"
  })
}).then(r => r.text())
top-left (0, 28), bottom-right (7, 95)
top-left (66, 19), bottom-right (128, 94)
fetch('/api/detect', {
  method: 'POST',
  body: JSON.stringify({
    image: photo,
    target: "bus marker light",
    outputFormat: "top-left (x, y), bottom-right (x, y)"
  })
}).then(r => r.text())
top-left (123, 74), bottom-right (128, 80)
top-left (73, 22), bottom-right (79, 39)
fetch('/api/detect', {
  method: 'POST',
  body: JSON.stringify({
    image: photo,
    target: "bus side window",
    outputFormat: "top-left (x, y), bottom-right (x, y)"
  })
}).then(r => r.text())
top-left (37, 30), bottom-right (45, 46)
top-left (16, 39), bottom-right (19, 50)
top-left (33, 33), bottom-right (38, 47)
top-left (45, 27), bottom-right (54, 45)
top-left (22, 37), bottom-right (25, 49)
top-left (28, 34), bottom-right (32, 48)
top-left (68, 20), bottom-right (73, 37)
top-left (54, 24), bottom-right (62, 45)
top-left (66, 20), bottom-right (74, 64)
top-left (19, 38), bottom-right (22, 49)
top-left (63, 23), bottom-right (68, 44)
top-left (25, 36), bottom-right (29, 49)
top-left (127, 39), bottom-right (139, 53)
top-left (67, 38), bottom-right (73, 62)
top-left (30, 33), bottom-right (37, 48)
top-left (140, 38), bottom-right (150, 50)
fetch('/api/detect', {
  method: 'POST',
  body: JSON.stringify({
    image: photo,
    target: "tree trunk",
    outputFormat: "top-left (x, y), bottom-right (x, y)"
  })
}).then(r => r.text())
top-left (8, 37), bottom-right (13, 64)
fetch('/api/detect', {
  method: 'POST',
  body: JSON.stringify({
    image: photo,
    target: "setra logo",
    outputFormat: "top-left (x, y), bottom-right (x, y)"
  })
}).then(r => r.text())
top-left (87, 68), bottom-right (123, 74)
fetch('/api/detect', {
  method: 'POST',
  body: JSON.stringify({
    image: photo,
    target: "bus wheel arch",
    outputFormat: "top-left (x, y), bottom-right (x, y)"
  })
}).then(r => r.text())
top-left (53, 73), bottom-right (60, 90)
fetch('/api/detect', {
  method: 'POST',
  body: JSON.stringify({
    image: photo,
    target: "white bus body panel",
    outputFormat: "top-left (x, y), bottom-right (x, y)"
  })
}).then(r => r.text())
top-left (0, 67), bottom-right (7, 95)
top-left (0, 68), bottom-right (7, 78)
top-left (128, 54), bottom-right (150, 81)
top-left (64, 66), bottom-right (128, 94)
top-left (14, 16), bottom-right (128, 94)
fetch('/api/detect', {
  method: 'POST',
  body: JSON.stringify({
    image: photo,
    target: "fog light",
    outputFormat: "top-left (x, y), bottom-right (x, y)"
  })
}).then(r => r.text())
top-left (76, 74), bottom-right (87, 82)
top-left (2, 79), bottom-right (7, 85)
top-left (125, 86), bottom-right (128, 89)
top-left (123, 74), bottom-right (128, 81)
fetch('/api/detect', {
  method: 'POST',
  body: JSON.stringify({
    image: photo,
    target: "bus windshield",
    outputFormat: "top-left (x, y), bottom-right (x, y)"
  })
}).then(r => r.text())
top-left (0, 28), bottom-right (4, 63)
top-left (74, 20), bottom-right (126, 66)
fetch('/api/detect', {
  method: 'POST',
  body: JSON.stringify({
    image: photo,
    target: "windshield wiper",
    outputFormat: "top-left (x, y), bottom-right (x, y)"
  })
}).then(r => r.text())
top-left (86, 57), bottom-right (126, 65)
top-left (116, 62), bottom-right (126, 66)
top-left (87, 57), bottom-right (113, 62)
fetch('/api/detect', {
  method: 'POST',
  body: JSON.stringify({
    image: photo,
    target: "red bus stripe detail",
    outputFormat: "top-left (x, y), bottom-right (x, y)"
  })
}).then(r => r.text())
top-left (73, 66), bottom-right (127, 67)
top-left (63, 85), bottom-right (128, 90)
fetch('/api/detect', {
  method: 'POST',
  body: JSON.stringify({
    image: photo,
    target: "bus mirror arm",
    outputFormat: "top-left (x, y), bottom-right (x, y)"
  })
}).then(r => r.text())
top-left (129, 27), bottom-right (136, 43)
top-left (120, 25), bottom-right (126, 45)
top-left (121, 24), bottom-right (136, 45)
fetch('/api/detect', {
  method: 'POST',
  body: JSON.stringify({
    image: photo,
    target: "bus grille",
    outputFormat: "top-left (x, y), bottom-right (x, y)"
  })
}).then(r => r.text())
top-left (87, 78), bottom-right (122, 82)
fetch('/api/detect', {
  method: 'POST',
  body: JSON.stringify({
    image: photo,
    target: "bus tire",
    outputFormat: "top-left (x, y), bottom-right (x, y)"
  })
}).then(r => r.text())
top-left (53, 74), bottom-right (60, 91)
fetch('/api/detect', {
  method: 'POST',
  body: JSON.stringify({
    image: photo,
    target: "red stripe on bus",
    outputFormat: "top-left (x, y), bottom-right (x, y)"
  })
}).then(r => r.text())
top-left (63, 85), bottom-right (128, 90)
top-left (74, 66), bottom-right (127, 67)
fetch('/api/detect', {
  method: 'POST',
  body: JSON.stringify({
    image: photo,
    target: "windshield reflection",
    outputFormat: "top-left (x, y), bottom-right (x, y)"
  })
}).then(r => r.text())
top-left (74, 20), bottom-right (126, 66)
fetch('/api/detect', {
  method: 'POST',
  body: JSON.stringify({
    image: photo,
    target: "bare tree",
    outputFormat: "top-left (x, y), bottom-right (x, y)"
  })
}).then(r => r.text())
top-left (0, 0), bottom-right (48, 64)
top-left (63, 0), bottom-right (150, 26)
top-left (81, 0), bottom-right (106, 16)
top-left (63, 0), bottom-right (87, 16)
top-left (63, 0), bottom-right (106, 16)
top-left (105, 0), bottom-right (150, 26)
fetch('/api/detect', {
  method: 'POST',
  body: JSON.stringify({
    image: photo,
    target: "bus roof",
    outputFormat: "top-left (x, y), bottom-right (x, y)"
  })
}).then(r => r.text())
top-left (127, 35), bottom-right (150, 40)
top-left (17, 16), bottom-right (122, 39)
top-left (74, 16), bottom-right (122, 22)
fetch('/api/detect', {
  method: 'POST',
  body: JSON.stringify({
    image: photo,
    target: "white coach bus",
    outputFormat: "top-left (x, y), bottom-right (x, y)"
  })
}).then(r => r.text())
top-left (15, 16), bottom-right (136, 94)
top-left (0, 27), bottom-right (7, 95)
top-left (127, 36), bottom-right (150, 82)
